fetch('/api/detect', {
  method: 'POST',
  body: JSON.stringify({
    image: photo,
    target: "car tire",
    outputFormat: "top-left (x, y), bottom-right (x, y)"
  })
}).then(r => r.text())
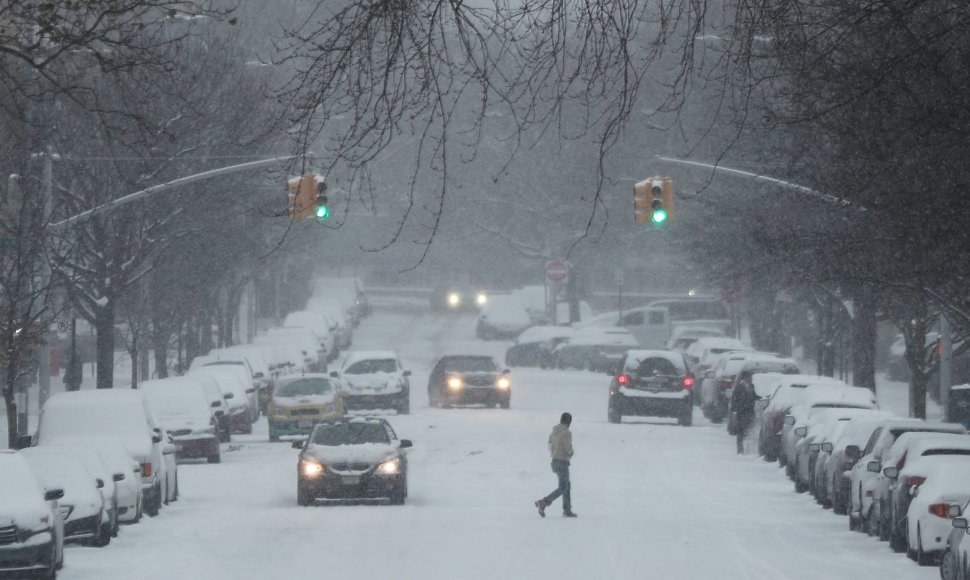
top-left (390, 482), bottom-right (406, 505)
top-left (172, 473), bottom-right (179, 502)
top-left (269, 433), bottom-right (280, 442)
top-left (297, 483), bottom-right (313, 507)
top-left (607, 400), bottom-right (621, 424)
top-left (207, 453), bottom-right (221, 464)
top-left (916, 524), bottom-right (932, 566)
top-left (91, 522), bottom-right (111, 547)
top-left (398, 399), bottom-right (410, 415)
top-left (679, 406), bottom-right (692, 426)
top-left (832, 492), bottom-right (847, 516)
top-left (145, 484), bottom-right (161, 517)
top-left (794, 476), bottom-right (807, 493)
top-left (890, 521), bottom-right (907, 553)
top-left (500, 399), bottom-right (510, 409)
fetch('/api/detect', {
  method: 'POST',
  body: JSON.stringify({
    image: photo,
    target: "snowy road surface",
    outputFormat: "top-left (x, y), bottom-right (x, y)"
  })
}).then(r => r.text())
top-left (60, 307), bottom-right (934, 580)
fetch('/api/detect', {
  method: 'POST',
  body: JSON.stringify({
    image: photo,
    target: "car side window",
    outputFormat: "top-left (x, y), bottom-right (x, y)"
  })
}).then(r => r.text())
top-left (622, 312), bottom-right (644, 325)
top-left (648, 310), bottom-right (666, 325)
top-left (862, 427), bottom-right (882, 456)
top-left (384, 422), bottom-right (397, 440)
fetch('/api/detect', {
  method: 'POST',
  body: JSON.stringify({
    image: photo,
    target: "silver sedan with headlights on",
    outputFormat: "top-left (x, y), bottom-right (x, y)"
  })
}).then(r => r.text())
top-left (294, 418), bottom-right (412, 506)
top-left (427, 355), bottom-right (512, 409)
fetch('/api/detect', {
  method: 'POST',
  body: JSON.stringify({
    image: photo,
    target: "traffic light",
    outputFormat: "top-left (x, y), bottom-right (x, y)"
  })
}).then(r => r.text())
top-left (287, 173), bottom-right (328, 220)
top-left (633, 177), bottom-right (674, 227)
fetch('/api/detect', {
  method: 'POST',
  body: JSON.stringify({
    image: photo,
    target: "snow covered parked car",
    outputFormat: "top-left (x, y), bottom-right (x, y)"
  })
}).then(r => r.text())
top-left (190, 366), bottom-right (256, 435)
top-left (475, 294), bottom-right (532, 340)
top-left (32, 390), bottom-right (176, 518)
top-left (758, 374), bottom-right (847, 462)
top-left (905, 462), bottom-right (970, 565)
top-left (332, 351), bottom-right (411, 414)
top-left (504, 326), bottom-right (576, 368)
top-left (20, 448), bottom-right (109, 547)
top-left (0, 450), bottom-right (64, 579)
top-left (138, 377), bottom-right (222, 463)
top-left (268, 374), bottom-right (344, 442)
top-left (554, 327), bottom-right (639, 373)
top-left (294, 418), bottom-right (412, 505)
top-left (607, 350), bottom-right (695, 426)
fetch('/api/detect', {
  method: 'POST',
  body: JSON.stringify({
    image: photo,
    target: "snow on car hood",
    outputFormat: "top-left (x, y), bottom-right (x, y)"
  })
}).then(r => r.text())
top-left (342, 372), bottom-right (403, 393)
top-left (156, 413), bottom-right (212, 433)
top-left (304, 442), bottom-right (401, 465)
top-left (0, 455), bottom-right (52, 530)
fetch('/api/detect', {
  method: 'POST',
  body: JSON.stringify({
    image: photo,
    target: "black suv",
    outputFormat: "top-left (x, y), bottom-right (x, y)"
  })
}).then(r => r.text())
top-left (428, 355), bottom-right (511, 408)
top-left (294, 418), bottom-right (412, 506)
top-left (608, 350), bottom-right (695, 426)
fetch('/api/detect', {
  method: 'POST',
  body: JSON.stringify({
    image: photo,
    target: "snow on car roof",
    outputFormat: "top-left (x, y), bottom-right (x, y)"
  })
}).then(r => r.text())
top-left (623, 350), bottom-right (686, 372)
top-left (515, 326), bottom-right (576, 344)
top-left (803, 384), bottom-right (877, 407)
top-left (342, 351), bottom-right (399, 366)
top-left (39, 390), bottom-right (155, 445)
top-left (692, 337), bottom-right (749, 350)
top-left (907, 461), bottom-right (970, 495)
top-left (0, 452), bottom-right (50, 520)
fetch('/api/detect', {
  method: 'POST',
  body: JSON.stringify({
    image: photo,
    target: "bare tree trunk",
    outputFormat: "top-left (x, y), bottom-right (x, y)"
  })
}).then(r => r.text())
top-left (129, 335), bottom-right (138, 389)
top-left (905, 319), bottom-right (929, 419)
top-left (4, 364), bottom-right (18, 449)
top-left (95, 304), bottom-right (115, 389)
top-left (850, 286), bottom-right (877, 392)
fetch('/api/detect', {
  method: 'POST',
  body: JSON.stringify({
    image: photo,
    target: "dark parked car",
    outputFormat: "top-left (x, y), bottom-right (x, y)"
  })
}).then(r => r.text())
top-left (608, 350), bottom-right (695, 426)
top-left (505, 326), bottom-right (576, 368)
top-left (428, 355), bottom-right (511, 408)
top-left (294, 418), bottom-right (412, 506)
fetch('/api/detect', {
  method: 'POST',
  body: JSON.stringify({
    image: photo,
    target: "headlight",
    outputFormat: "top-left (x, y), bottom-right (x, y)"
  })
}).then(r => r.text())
top-left (447, 376), bottom-right (464, 390)
top-left (447, 292), bottom-right (461, 307)
top-left (377, 459), bottom-right (400, 475)
top-left (57, 505), bottom-right (73, 520)
top-left (496, 377), bottom-right (511, 389)
top-left (301, 460), bottom-right (324, 477)
top-left (476, 292), bottom-right (488, 306)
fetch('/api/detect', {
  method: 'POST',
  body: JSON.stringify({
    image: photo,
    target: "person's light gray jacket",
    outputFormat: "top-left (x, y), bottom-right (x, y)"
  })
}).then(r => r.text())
top-left (548, 424), bottom-right (574, 462)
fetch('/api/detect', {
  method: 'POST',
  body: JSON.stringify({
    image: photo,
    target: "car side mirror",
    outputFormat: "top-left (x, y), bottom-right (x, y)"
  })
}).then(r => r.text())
top-left (44, 488), bottom-right (64, 501)
top-left (113, 473), bottom-right (125, 482)
top-left (883, 466), bottom-right (898, 479)
top-left (96, 478), bottom-right (105, 489)
top-left (152, 434), bottom-right (163, 444)
top-left (784, 416), bottom-right (795, 426)
top-left (794, 426), bottom-right (807, 437)
top-left (329, 371), bottom-right (339, 378)
top-left (950, 505), bottom-right (963, 518)
top-left (845, 445), bottom-right (861, 460)
top-left (808, 443), bottom-right (820, 453)
top-left (214, 410), bottom-right (225, 417)
top-left (162, 443), bottom-right (177, 455)
top-left (953, 517), bottom-right (969, 530)
top-left (399, 439), bottom-right (413, 449)
top-left (403, 370), bottom-right (411, 377)
top-left (291, 440), bottom-right (305, 450)
top-left (821, 442), bottom-right (833, 453)
top-left (867, 461), bottom-right (881, 473)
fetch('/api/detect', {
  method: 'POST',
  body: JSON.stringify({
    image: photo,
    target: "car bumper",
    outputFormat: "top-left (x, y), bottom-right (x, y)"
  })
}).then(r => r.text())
top-left (229, 408), bottom-right (253, 432)
top-left (612, 392), bottom-right (691, 418)
top-left (173, 435), bottom-right (220, 460)
top-left (445, 387), bottom-right (510, 405)
top-left (300, 472), bottom-right (404, 501)
top-left (343, 393), bottom-right (406, 410)
top-left (64, 513), bottom-right (100, 542)
top-left (0, 534), bottom-right (56, 577)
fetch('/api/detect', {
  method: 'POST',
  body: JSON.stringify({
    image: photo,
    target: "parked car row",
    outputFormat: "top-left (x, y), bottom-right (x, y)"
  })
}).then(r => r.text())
top-left (740, 370), bottom-right (970, 574)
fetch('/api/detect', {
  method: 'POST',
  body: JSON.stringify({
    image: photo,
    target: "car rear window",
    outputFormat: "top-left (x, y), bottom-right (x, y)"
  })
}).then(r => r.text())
top-left (312, 423), bottom-right (389, 445)
top-left (635, 357), bottom-right (682, 377)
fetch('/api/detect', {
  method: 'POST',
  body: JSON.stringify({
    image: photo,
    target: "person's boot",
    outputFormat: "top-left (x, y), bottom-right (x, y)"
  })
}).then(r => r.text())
top-left (534, 499), bottom-right (548, 518)
top-left (563, 509), bottom-right (578, 518)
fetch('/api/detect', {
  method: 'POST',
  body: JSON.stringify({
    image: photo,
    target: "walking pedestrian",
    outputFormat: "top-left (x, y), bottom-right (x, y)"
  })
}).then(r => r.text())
top-left (535, 412), bottom-right (577, 518)
top-left (731, 371), bottom-right (757, 454)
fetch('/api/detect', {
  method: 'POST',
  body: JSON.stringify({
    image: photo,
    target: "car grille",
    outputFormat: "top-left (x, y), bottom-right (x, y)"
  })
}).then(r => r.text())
top-left (289, 408), bottom-right (320, 416)
top-left (464, 376), bottom-right (495, 387)
top-left (169, 429), bottom-right (192, 436)
top-left (330, 462), bottom-right (372, 472)
top-left (0, 525), bottom-right (17, 546)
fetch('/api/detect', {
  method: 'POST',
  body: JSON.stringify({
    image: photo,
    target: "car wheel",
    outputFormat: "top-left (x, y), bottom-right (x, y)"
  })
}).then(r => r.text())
top-left (916, 524), bottom-right (933, 566)
top-left (398, 399), bottom-right (410, 415)
top-left (890, 520), bottom-right (906, 553)
top-left (832, 491), bottom-right (847, 516)
top-left (269, 433), bottom-right (280, 443)
top-left (207, 453), bottom-right (221, 464)
top-left (500, 399), bottom-right (510, 409)
top-left (585, 359), bottom-right (596, 372)
top-left (297, 482), bottom-right (313, 507)
top-left (679, 406), bottom-right (692, 426)
top-left (865, 506), bottom-right (879, 537)
top-left (607, 400), bottom-right (621, 424)
top-left (145, 484), bottom-right (160, 517)
top-left (794, 475), bottom-right (807, 493)
top-left (390, 482), bottom-right (406, 505)
top-left (171, 473), bottom-right (179, 502)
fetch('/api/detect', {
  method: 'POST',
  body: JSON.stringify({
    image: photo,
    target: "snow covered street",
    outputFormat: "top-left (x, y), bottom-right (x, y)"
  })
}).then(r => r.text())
top-left (56, 306), bottom-right (935, 580)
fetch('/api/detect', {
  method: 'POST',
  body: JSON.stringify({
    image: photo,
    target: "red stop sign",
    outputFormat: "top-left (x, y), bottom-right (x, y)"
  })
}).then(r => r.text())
top-left (545, 260), bottom-right (570, 284)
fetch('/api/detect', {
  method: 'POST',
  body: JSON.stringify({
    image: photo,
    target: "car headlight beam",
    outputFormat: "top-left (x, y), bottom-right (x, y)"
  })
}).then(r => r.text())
top-left (378, 459), bottom-right (400, 475)
top-left (447, 292), bottom-right (461, 307)
top-left (496, 376), bottom-right (511, 390)
top-left (476, 292), bottom-right (488, 306)
top-left (301, 460), bottom-right (324, 477)
top-left (447, 376), bottom-right (464, 390)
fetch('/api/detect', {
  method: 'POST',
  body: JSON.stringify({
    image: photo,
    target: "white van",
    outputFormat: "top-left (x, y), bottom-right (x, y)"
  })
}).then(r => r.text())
top-left (33, 390), bottom-right (176, 517)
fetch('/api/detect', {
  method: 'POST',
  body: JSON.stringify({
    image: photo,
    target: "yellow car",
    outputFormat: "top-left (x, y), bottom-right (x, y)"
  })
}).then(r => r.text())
top-left (268, 374), bottom-right (344, 441)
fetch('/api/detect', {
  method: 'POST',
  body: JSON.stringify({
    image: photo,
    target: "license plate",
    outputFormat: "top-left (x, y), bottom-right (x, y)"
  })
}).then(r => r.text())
top-left (363, 396), bottom-right (376, 402)
top-left (342, 475), bottom-right (360, 485)
top-left (298, 420), bottom-right (315, 428)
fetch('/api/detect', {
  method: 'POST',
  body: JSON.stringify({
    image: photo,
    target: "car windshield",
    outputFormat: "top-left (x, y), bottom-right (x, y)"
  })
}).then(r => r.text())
top-left (635, 357), bottom-right (680, 376)
top-left (276, 378), bottom-right (332, 398)
top-left (345, 359), bottom-right (398, 374)
top-left (444, 357), bottom-right (498, 372)
top-left (311, 423), bottom-right (390, 445)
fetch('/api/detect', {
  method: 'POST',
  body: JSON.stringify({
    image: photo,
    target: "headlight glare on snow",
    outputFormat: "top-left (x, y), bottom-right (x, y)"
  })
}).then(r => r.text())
top-left (496, 377), bottom-right (511, 389)
top-left (378, 459), bottom-right (400, 475)
top-left (447, 376), bottom-right (464, 390)
top-left (301, 460), bottom-right (324, 477)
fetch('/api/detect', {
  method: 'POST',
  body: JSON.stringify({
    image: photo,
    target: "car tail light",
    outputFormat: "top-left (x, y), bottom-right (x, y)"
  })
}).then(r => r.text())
top-left (616, 374), bottom-right (630, 386)
top-left (682, 375), bottom-right (695, 389)
top-left (907, 476), bottom-right (926, 488)
top-left (141, 462), bottom-right (152, 477)
top-left (929, 503), bottom-right (954, 519)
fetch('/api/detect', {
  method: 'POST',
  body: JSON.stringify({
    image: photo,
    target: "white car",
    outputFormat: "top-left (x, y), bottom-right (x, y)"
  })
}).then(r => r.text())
top-left (138, 377), bottom-right (222, 463)
top-left (906, 462), bottom-right (970, 565)
top-left (283, 309), bottom-right (337, 362)
top-left (306, 296), bottom-right (354, 349)
top-left (759, 375), bottom-right (848, 462)
top-left (476, 295), bottom-right (532, 340)
top-left (187, 371), bottom-right (234, 442)
top-left (333, 350), bottom-right (411, 414)
top-left (685, 336), bottom-right (751, 371)
top-left (848, 419), bottom-right (965, 533)
top-left (0, 450), bottom-right (64, 578)
top-left (34, 389), bottom-right (176, 518)
top-left (190, 366), bottom-right (255, 435)
top-left (20, 448), bottom-right (108, 547)
top-left (792, 407), bottom-right (887, 494)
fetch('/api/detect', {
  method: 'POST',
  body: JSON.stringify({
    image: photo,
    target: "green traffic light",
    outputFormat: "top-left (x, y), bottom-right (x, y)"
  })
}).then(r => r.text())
top-left (315, 205), bottom-right (330, 220)
top-left (651, 208), bottom-right (668, 224)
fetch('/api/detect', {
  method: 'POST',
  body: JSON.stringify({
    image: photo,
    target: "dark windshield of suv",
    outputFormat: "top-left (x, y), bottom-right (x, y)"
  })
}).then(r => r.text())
top-left (635, 357), bottom-right (680, 376)
top-left (276, 378), bottom-right (332, 398)
top-left (443, 357), bottom-right (498, 372)
top-left (345, 359), bottom-right (397, 374)
top-left (312, 423), bottom-right (390, 445)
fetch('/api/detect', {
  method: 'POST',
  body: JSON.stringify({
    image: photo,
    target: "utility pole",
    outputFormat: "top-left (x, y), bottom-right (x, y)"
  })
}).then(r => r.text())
top-left (37, 150), bottom-right (54, 408)
top-left (940, 317), bottom-right (952, 420)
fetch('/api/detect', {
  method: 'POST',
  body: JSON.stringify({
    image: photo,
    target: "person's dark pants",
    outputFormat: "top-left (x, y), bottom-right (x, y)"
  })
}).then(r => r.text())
top-left (736, 416), bottom-right (753, 454)
top-left (543, 459), bottom-right (571, 511)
